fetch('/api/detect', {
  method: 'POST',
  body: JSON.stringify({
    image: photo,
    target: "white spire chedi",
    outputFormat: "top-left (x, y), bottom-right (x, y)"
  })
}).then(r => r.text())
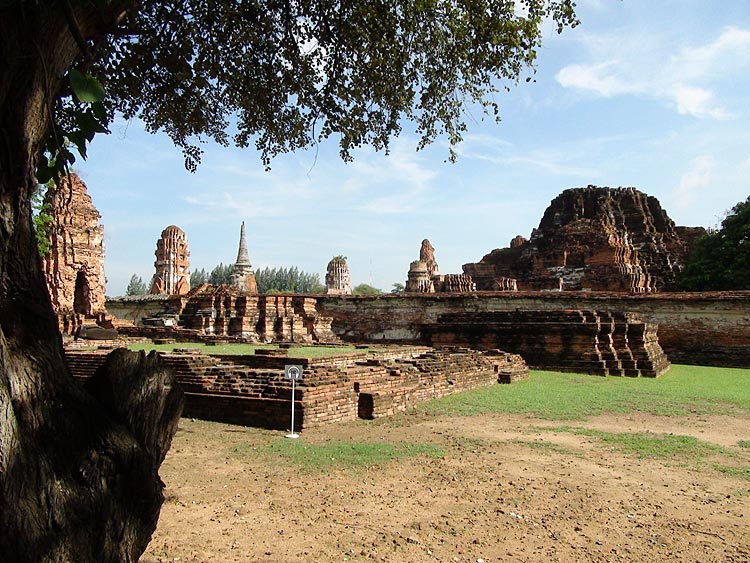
top-left (229, 221), bottom-right (257, 293)
top-left (235, 221), bottom-right (252, 267)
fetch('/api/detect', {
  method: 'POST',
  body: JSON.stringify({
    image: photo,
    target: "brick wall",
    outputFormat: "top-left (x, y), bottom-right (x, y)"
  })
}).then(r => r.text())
top-left (318, 291), bottom-right (750, 368)
top-left (65, 346), bottom-right (529, 430)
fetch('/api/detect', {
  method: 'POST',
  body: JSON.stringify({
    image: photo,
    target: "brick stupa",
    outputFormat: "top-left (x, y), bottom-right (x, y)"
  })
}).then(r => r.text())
top-left (150, 225), bottom-right (191, 295)
top-left (42, 173), bottom-right (107, 334)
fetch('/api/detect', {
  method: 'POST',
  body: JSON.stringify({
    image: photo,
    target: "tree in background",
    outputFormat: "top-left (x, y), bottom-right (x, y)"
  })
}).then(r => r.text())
top-left (676, 197), bottom-right (750, 291)
top-left (391, 282), bottom-right (405, 294)
top-left (192, 264), bottom-right (324, 292)
top-left (125, 274), bottom-right (148, 295)
top-left (209, 263), bottom-right (233, 285)
top-left (353, 284), bottom-right (383, 295)
top-left (31, 182), bottom-right (54, 257)
top-left (255, 266), bottom-right (324, 294)
top-left (190, 268), bottom-right (208, 287)
top-left (0, 1), bottom-right (578, 560)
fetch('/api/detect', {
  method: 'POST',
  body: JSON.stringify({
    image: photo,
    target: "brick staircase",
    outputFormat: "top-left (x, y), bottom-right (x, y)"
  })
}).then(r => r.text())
top-left (422, 309), bottom-right (670, 377)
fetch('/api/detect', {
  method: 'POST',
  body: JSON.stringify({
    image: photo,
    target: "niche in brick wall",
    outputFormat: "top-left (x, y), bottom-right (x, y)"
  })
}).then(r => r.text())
top-left (358, 393), bottom-right (374, 419)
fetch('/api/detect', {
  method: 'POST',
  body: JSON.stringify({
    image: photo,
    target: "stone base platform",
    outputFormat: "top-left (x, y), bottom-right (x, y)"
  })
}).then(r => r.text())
top-left (65, 345), bottom-right (529, 430)
top-left (420, 310), bottom-right (670, 377)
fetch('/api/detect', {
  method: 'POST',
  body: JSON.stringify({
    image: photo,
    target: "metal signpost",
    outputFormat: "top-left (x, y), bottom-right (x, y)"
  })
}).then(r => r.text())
top-left (284, 364), bottom-right (303, 438)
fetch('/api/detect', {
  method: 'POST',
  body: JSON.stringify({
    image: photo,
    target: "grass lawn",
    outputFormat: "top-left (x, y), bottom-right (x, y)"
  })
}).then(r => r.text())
top-left (127, 341), bottom-right (369, 358)
top-left (123, 343), bottom-right (750, 471)
top-left (419, 364), bottom-right (750, 419)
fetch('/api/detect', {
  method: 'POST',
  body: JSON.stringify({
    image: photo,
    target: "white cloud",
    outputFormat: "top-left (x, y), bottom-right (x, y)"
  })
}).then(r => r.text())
top-left (678, 26), bottom-right (750, 81)
top-left (356, 187), bottom-right (426, 214)
top-left (346, 142), bottom-right (438, 214)
top-left (556, 61), bottom-right (634, 97)
top-left (672, 155), bottom-right (715, 210)
top-left (556, 26), bottom-right (750, 119)
top-left (672, 85), bottom-right (727, 119)
top-left (457, 133), bottom-right (600, 178)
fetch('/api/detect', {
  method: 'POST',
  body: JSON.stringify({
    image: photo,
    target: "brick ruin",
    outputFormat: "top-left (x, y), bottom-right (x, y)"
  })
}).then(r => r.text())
top-left (421, 310), bottom-right (670, 376)
top-left (65, 180), bottom-right (750, 433)
top-left (42, 173), bottom-right (108, 334)
top-left (463, 186), bottom-right (705, 292)
top-left (316, 291), bottom-right (750, 369)
top-left (65, 346), bottom-right (529, 430)
top-left (229, 221), bottom-right (258, 293)
top-left (325, 256), bottom-right (352, 295)
top-left (317, 295), bottom-right (670, 377)
top-left (405, 239), bottom-right (476, 293)
top-left (178, 285), bottom-right (338, 343)
top-left (150, 225), bottom-right (191, 295)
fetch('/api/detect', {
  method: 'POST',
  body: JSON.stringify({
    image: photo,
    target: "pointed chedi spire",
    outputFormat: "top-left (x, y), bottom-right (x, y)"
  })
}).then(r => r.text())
top-left (229, 221), bottom-right (258, 293)
top-left (235, 221), bottom-right (252, 268)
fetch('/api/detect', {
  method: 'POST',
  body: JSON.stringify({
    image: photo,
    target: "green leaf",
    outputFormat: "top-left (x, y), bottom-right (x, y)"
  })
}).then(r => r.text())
top-left (91, 101), bottom-right (107, 121)
top-left (76, 110), bottom-right (109, 139)
top-left (68, 69), bottom-right (105, 103)
top-left (35, 155), bottom-right (54, 184)
top-left (66, 130), bottom-right (88, 160)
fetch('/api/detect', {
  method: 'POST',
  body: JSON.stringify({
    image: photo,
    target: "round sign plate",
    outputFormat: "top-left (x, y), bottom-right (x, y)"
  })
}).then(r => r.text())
top-left (284, 364), bottom-right (303, 381)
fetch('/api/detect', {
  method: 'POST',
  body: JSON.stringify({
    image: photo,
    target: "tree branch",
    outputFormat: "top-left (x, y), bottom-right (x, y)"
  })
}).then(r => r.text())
top-left (62, 0), bottom-right (92, 62)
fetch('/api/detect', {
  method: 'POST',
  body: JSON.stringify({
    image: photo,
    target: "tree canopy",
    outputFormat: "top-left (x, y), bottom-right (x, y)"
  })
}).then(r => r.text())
top-left (125, 274), bottom-right (149, 295)
top-left (352, 283), bottom-right (383, 295)
top-left (255, 266), bottom-right (324, 294)
top-left (208, 263), bottom-right (234, 285)
top-left (676, 197), bottom-right (750, 291)
top-left (190, 267), bottom-right (209, 287)
top-left (45, 0), bottom-right (578, 175)
top-left (31, 183), bottom-right (53, 256)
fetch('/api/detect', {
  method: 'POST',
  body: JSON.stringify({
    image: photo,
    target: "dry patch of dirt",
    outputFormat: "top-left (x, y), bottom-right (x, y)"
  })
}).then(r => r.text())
top-left (141, 412), bottom-right (750, 563)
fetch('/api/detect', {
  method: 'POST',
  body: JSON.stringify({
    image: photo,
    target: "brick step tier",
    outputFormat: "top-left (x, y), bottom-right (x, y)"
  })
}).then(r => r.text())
top-left (421, 309), bottom-right (670, 377)
top-left (64, 345), bottom-right (529, 430)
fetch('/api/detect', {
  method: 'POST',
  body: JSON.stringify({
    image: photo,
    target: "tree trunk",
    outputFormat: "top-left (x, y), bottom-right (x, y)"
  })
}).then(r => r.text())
top-left (0, 3), bottom-right (183, 562)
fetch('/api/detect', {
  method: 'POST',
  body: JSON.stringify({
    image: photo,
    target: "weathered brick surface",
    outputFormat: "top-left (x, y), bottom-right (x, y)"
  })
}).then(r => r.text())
top-left (65, 346), bottom-right (528, 430)
top-left (463, 186), bottom-right (704, 292)
top-left (325, 256), bottom-right (352, 295)
top-left (106, 291), bottom-right (750, 368)
top-left (177, 288), bottom-right (338, 343)
top-left (420, 309), bottom-right (669, 376)
top-left (150, 225), bottom-right (190, 295)
top-left (318, 292), bottom-right (750, 368)
top-left (42, 173), bottom-right (107, 334)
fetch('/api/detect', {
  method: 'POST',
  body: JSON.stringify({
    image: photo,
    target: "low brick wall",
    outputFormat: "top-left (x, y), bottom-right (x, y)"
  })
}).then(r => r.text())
top-left (107, 291), bottom-right (750, 368)
top-left (421, 310), bottom-right (669, 376)
top-left (65, 346), bottom-right (528, 430)
top-left (318, 291), bottom-right (750, 368)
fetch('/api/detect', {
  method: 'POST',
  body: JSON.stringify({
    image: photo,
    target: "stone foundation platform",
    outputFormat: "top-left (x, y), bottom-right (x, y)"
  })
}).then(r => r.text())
top-left (421, 310), bottom-right (670, 377)
top-left (65, 346), bottom-right (529, 430)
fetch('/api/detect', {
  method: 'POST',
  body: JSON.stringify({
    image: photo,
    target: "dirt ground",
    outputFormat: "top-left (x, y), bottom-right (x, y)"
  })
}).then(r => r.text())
top-left (141, 411), bottom-right (750, 563)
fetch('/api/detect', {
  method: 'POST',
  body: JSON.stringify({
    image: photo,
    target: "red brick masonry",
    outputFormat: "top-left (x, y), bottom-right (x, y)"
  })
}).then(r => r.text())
top-left (66, 346), bottom-right (529, 430)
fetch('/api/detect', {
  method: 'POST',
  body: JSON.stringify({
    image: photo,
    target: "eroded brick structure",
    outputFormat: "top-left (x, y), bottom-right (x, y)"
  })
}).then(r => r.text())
top-left (150, 225), bottom-right (190, 295)
top-left (422, 309), bottom-right (669, 376)
top-left (179, 285), bottom-right (337, 343)
top-left (325, 256), bottom-right (351, 295)
top-left (42, 173), bottom-right (107, 334)
top-left (463, 186), bottom-right (704, 292)
top-left (315, 291), bottom-right (750, 369)
top-left (65, 346), bottom-right (529, 429)
top-left (406, 259), bottom-right (433, 293)
top-left (406, 239), bottom-right (476, 293)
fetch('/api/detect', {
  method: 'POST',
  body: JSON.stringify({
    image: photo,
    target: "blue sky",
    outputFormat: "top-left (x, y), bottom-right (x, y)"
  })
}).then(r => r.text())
top-left (80, 0), bottom-right (750, 296)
